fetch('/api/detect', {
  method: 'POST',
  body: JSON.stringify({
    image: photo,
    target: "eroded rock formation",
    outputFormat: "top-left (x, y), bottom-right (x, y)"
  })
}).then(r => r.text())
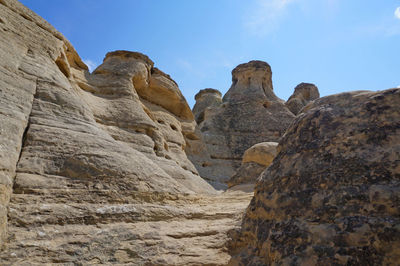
top-left (2, 1), bottom-right (399, 265)
top-left (229, 89), bottom-right (400, 265)
top-left (286, 82), bottom-right (320, 115)
top-left (193, 88), bottom-right (222, 124)
top-left (0, 1), bottom-right (253, 264)
top-left (228, 142), bottom-right (278, 188)
top-left (192, 61), bottom-right (295, 188)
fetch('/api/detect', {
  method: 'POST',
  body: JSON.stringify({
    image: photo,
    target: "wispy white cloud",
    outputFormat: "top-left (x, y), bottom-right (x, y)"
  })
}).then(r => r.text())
top-left (395, 7), bottom-right (400, 20)
top-left (356, 20), bottom-right (400, 37)
top-left (243, 0), bottom-right (297, 37)
top-left (83, 59), bottom-right (97, 72)
top-left (397, 85), bottom-right (400, 88)
top-left (353, 7), bottom-right (400, 38)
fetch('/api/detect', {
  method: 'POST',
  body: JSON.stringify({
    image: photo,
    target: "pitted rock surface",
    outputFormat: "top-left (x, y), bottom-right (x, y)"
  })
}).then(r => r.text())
top-left (286, 82), bottom-right (320, 115)
top-left (193, 61), bottom-right (295, 188)
top-left (229, 89), bottom-right (400, 265)
top-left (193, 88), bottom-right (222, 124)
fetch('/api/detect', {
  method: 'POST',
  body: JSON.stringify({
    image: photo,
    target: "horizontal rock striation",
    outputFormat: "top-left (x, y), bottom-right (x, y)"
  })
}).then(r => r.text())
top-left (0, 0), bottom-right (254, 264)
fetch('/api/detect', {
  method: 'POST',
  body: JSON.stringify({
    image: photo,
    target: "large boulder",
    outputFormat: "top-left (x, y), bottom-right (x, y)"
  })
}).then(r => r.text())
top-left (191, 61), bottom-right (295, 188)
top-left (229, 89), bottom-right (400, 265)
top-left (228, 142), bottom-right (278, 188)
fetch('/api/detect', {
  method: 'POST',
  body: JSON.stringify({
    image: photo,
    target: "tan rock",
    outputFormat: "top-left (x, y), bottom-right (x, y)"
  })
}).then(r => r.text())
top-left (230, 88), bottom-right (400, 265)
top-left (228, 142), bottom-right (278, 188)
top-left (0, 2), bottom-right (258, 265)
top-left (0, 0), bottom-right (81, 244)
top-left (192, 88), bottom-right (222, 124)
top-left (242, 142), bottom-right (278, 166)
top-left (286, 82), bottom-right (320, 115)
top-left (191, 61), bottom-right (295, 188)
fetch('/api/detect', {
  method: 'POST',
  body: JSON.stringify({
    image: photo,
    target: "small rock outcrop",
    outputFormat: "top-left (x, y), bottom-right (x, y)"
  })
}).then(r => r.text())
top-left (228, 142), bottom-right (278, 188)
top-left (192, 61), bottom-right (295, 188)
top-left (192, 88), bottom-right (222, 124)
top-left (229, 89), bottom-right (400, 265)
top-left (286, 82), bottom-right (320, 115)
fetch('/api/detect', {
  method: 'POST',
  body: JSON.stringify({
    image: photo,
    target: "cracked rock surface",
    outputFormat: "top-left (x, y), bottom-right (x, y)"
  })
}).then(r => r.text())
top-left (229, 89), bottom-right (400, 265)
top-left (0, 1), bottom-right (253, 264)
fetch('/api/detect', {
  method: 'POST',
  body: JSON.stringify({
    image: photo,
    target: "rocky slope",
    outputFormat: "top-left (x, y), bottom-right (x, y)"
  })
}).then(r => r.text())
top-left (0, 0), bottom-right (253, 264)
top-left (192, 61), bottom-right (295, 189)
top-left (2, 188), bottom-right (252, 265)
top-left (229, 89), bottom-right (400, 265)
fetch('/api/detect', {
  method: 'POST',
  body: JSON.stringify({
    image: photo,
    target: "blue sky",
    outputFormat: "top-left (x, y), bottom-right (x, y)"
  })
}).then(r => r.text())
top-left (21, 0), bottom-right (400, 107)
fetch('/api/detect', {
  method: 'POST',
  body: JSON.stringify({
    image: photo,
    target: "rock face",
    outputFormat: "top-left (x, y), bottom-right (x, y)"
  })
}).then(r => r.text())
top-left (192, 61), bottom-right (295, 188)
top-left (229, 89), bottom-right (400, 265)
top-left (0, 1), bottom-right (255, 264)
top-left (228, 142), bottom-right (278, 188)
top-left (193, 88), bottom-right (222, 124)
top-left (286, 82), bottom-right (320, 115)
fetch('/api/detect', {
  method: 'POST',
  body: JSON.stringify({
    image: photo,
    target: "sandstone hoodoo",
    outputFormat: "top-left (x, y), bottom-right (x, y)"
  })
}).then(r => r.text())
top-left (192, 61), bottom-right (295, 189)
top-left (229, 89), bottom-right (400, 265)
top-left (193, 88), bottom-right (223, 124)
top-left (228, 142), bottom-right (278, 188)
top-left (286, 82), bottom-right (320, 115)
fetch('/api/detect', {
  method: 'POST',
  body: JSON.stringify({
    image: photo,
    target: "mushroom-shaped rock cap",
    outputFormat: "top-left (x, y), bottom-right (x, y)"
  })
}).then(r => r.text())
top-left (103, 50), bottom-right (154, 66)
top-left (224, 60), bottom-right (276, 103)
top-left (96, 50), bottom-right (194, 120)
top-left (291, 82), bottom-right (320, 101)
top-left (286, 82), bottom-right (320, 115)
top-left (193, 88), bottom-right (223, 124)
top-left (195, 88), bottom-right (222, 101)
top-left (232, 60), bottom-right (271, 78)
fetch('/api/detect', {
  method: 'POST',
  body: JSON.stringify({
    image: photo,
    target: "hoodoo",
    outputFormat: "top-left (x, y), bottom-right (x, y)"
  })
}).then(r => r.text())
top-left (191, 60), bottom-right (295, 189)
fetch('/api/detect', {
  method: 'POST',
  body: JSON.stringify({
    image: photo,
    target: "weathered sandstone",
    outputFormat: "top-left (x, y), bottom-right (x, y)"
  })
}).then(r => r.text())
top-left (286, 82), bottom-right (320, 115)
top-left (192, 61), bottom-right (295, 188)
top-left (2, 1), bottom-right (398, 265)
top-left (0, 1), bottom-right (255, 264)
top-left (193, 88), bottom-right (223, 124)
top-left (230, 88), bottom-right (400, 265)
top-left (228, 142), bottom-right (278, 188)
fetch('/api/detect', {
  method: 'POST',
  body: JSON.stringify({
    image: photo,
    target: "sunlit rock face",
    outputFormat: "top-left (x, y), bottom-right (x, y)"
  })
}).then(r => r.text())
top-left (286, 82), bottom-right (320, 115)
top-left (228, 142), bottom-right (278, 188)
top-left (192, 60), bottom-right (295, 189)
top-left (193, 88), bottom-right (222, 124)
top-left (0, 1), bottom-right (259, 265)
top-left (229, 89), bottom-right (400, 265)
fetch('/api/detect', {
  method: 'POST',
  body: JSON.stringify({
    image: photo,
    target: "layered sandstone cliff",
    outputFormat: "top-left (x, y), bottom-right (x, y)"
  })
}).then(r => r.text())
top-left (229, 89), bottom-right (400, 265)
top-left (0, 1), bottom-right (254, 264)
